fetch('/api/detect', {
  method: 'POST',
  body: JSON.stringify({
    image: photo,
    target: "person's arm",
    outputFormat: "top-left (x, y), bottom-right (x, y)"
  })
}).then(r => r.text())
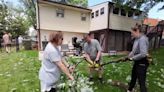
top-left (62, 57), bottom-right (70, 67)
top-left (84, 52), bottom-right (94, 65)
top-left (95, 40), bottom-right (102, 61)
top-left (2, 36), bottom-right (5, 42)
top-left (49, 51), bottom-right (74, 80)
top-left (62, 57), bottom-right (75, 73)
top-left (83, 43), bottom-right (94, 65)
top-left (128, 51), bottom-right (134, 58)
top-left (55, 61), bottom-right (74, 80)
top-left (131, 38), bottom-right (148, 61)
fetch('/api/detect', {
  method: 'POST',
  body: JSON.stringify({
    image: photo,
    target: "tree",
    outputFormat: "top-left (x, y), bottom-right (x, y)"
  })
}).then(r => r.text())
top-left (68, 0), bottom-right (88, 7)
top-left (0, 0), bottom-right (29, 38)
top-left (0, 0), bottom-right (9, 37)
top-left (19, 0), bottom-right (36, 29)
top-left (111, 0), bottom-right (164, 12)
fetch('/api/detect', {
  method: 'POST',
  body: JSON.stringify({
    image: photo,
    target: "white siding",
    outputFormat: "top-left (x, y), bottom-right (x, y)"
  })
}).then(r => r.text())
top-left (39, 4), bottom-right (90, 33)
top-left (90, 2), bottom-right (108, 31)
top-left (109, 13), bottom-right (142, 31)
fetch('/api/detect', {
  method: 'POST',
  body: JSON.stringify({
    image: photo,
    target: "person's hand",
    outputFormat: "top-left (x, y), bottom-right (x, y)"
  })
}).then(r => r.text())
top-left (69, 65), bottom-right (75, 73)
top-left (95, 58), bottom-right (99, 63)
top-left (68, 75), bottom-right (74, 80)
top-left (120, 57), bottom-right (132, 62)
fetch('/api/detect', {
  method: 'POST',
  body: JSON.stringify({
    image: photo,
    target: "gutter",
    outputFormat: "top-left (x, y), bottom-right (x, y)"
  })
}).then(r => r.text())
top-left (107, 2), bottom-right (110, 29)
top-left (37, 0), bottom-right (41, 50)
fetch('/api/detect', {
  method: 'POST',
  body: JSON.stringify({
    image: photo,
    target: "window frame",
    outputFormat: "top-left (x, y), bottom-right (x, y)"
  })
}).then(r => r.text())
top-left (81, 13), bottom-right (87, 21)
top-left (96, 10), bottom-right (99, 17)
top-left (100, 7), bottom-right (104, 15)
top-left (121, 9), bottom-right (126, 16)
top-left (56, 8), bottom-right (64, 18)
top-left (113, 7), bottom-right (119, 15)
top-left (91, 12), bottom-right (94, 18)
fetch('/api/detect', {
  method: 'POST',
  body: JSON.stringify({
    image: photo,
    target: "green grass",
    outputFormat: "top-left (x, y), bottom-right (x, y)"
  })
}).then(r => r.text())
top-left (0, 47), bottom-right (164, 92)
top-left (0, 50), bottom-right (40, 92)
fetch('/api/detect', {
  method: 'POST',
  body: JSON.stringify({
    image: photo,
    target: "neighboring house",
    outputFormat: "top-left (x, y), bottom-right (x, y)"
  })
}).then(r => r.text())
top-left (89, 1), bottom-right (142, 52)
top-left (144, 18), bottom-right (161, 26)
top-left (143, 18), bottom-right (164, 49)
top-left (36, 0), bottom-right (91, 50)
top-left (143, 18), bottom-right (161, 34)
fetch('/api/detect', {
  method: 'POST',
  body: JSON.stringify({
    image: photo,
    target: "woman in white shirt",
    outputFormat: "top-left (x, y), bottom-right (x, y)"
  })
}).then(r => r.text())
top-left (39, 31), bottom-right (74, 92)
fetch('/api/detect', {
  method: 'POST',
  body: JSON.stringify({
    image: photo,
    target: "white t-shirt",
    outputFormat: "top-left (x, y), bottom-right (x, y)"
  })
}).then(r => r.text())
top-left (39, 43), bottom-right (62, 84)
top-left (18, 36), bottom-right (23, 44)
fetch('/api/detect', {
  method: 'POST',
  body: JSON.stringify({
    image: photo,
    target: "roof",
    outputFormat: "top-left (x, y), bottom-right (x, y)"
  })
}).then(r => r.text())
top-left (144, 18), bottom-right (161, 26)
top-left (39, 0), bottom-right (91, 11)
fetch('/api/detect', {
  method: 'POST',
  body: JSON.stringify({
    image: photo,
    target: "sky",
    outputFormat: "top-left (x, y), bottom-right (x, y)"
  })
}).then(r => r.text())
top-left (4, 0), bottom-right (164, 20)
top-left (88, 0), bottom-right (164, 20)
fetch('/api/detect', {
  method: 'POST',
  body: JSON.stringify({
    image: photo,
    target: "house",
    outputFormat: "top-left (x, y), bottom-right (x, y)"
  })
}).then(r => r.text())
top-left (89, 1), bottom-right (142, 52)
top-left (142, 18), bottom-right (164, 49)
top-left (143, 18), bottom-right (161, 26)
top-left (36, 0), bottom-right (91, 50)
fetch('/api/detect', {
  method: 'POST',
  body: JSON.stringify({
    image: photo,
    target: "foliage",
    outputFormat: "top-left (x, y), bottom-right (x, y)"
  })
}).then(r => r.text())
top-left (19, 0), bottom-right (36, 29)
top-left (112, 0), bottom-right (164, 12)
top-left (0, 0), bottom-right (29, 38)
top-left (68, 0), bottom-right (88, 8)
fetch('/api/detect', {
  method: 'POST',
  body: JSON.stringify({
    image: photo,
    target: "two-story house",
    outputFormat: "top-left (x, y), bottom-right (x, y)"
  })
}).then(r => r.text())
top-left (36, 0), bottom-right (91, 50)
top-left (89, 1), bottom-right (142, 52)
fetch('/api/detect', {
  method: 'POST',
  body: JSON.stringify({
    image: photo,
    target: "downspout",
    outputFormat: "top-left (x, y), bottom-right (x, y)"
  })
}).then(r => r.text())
top-left (36, 0), bottom-right (41, 50)
top-left (106, 2), bottom-right (110, 52)
top-left (107, 2), bottom-right (110, 29)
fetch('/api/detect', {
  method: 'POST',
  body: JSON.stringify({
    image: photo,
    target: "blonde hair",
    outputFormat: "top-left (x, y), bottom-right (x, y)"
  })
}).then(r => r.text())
top-left (49, 31), bottom-right (63, 44)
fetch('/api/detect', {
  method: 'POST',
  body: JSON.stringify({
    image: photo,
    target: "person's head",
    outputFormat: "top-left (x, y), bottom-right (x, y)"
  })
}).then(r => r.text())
top-left (83, 33), bottom-right (92, 43)
top-left (49, 31), bottom-right (63, 46)
top-left (89, 32), bottom-right (94, 39)
top-left (3, 31), bottom-right (7, 34)
top-left (131, 23), bottom-right (142, 38)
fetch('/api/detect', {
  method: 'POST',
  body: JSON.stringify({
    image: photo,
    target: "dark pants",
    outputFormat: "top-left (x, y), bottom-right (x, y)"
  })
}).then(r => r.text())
top-left (128, 58), bottom-right (149, 92)
top-left (45, 88), bottom-right (56, 92)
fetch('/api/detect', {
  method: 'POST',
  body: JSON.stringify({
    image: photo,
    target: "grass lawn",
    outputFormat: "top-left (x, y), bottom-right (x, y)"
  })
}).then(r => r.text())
top-left (0, 47), bottom-right (164, 92)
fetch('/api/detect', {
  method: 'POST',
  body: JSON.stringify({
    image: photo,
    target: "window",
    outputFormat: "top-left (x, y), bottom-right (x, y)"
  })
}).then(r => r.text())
top-left (121, 9), bottom-right (126, 16)
top-left (96, 10), bottom-right (99, 17)
top-left (128, 10), bottom-right (133, 17)
top-left (91, 12), bottom-right (94, 18)
top-left (56, 8), bottom-right (64, 18)
top-left (133, 11), bottom-right (141, 19)
top-left (81, 13), bottom-right (86, 21)
top-left (113, 7), bottom-right (119, 14)
top-left (134, 11), bottom-right (141, 16)
top-left (100, 7), bottom-right (104, 15)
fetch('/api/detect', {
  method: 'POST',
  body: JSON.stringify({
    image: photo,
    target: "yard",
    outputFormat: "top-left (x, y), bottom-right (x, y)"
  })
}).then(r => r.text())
top-left (0, 47), bottom-right (164, 92)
